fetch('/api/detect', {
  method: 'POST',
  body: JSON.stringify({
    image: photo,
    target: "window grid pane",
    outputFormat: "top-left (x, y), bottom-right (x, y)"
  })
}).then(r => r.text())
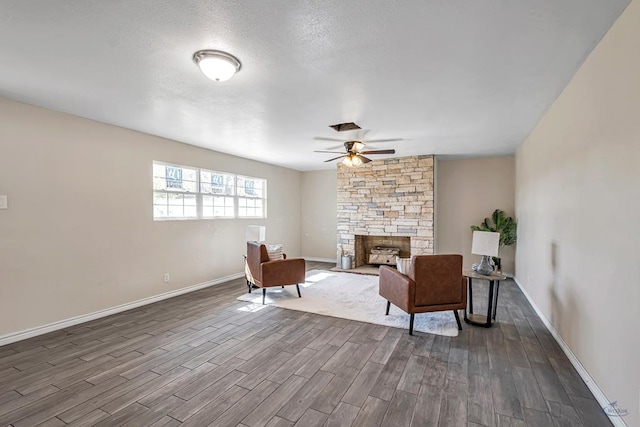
top-left (200, 170), bottom-right (235, 195)
top-left (236, 176), bottom-right (264, 198)
top-left (237, 197), bottom-right (264, 217)
top-left (154, 191), bottom-right (197, 219)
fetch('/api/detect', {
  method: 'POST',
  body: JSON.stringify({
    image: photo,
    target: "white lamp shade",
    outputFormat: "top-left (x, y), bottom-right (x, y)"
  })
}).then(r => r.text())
top-left (246, 225), bottom-right (266, 243)
top-left (471, 231), bottom-right (500, 257)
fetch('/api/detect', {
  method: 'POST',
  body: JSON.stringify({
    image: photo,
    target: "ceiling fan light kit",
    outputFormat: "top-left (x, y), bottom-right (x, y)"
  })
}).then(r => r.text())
top-left (315, 138), bottom-right (395, 167)
top-left (342, 155), bottom-right (362, 167)
top-left (193, 49), bottom-right (242, 82)
top-left (348, 141), bottom-right (365, 152)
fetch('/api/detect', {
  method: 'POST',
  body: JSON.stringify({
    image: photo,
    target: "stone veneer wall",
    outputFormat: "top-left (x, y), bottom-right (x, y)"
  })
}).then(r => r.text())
top-left (337, 155), bottom-right (435, 258)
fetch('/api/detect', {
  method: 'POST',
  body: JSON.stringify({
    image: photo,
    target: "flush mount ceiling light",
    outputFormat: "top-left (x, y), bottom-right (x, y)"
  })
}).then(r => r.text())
top-left (192, 49), bottom-right (242, 82)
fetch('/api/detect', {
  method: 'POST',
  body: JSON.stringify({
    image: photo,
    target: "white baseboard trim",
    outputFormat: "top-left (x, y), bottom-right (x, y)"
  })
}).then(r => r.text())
top-left (0, 272), bottom-right (245, 347)
top-left (303, 257), bottom-right (337, 263)
top-left (512, 276), bottom-right (627, 427)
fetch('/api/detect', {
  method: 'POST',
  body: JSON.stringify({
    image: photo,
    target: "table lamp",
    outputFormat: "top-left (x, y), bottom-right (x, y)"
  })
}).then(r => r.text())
top-left (246, 225), bottom-right (266, 243)
top-left (471, 231), bottom-right (500, 275)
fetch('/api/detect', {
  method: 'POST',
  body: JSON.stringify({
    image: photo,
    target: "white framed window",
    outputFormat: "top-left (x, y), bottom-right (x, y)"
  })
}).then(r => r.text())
top-left (237, 175), bottom-right (266, 218)
top-left (153, 163), bottom-right (199, 219)
top-left (153, 162), bottom-right (267, 220)
top-left (200, 170), bottom-right (235, 218)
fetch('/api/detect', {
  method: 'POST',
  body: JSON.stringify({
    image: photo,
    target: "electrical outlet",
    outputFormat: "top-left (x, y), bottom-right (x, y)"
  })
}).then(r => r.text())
top-left (163, 273), bottom-right (170, 283)
top-left (0, 195), bottom-right (7, 210)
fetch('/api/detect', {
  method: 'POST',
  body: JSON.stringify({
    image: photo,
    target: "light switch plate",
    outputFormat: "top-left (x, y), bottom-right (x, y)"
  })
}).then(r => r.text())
top-left (0, 195), bottom-right (7, 209)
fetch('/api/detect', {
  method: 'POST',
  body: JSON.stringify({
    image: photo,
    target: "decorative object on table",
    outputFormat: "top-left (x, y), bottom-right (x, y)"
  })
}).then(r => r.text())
top-left (471, 231), bottom-right (500, 275)
top-left (237, 270), bottom-right (460, 337)
top-left (379, 254), bottom-right (466, 335)
top-left (246, 225), bottom-right (266, 243)
top-left (470, 209), bottom-right (517, 271)
top-left (245, 241), bottom-right (305, 304)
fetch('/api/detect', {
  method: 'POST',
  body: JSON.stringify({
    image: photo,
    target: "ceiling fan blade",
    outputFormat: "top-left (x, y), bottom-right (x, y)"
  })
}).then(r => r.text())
top-left (324, 155), bottom-right (347, 162)
top-left (314, 150), bottom-right (346, 154)
top-left (313, 137), bottom-right (346, 142)
top-left (360, 149), bottom-right (396, 155)
top-left (356, 155), bottom-right (372, 163)
top-left (364, 138), bottom-right (403, 143)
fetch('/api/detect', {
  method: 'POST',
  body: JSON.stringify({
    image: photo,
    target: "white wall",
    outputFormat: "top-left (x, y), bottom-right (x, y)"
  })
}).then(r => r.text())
top-left (300, 169), bottom-right (337, 260)
top-left (0, 98), bottom-right (302, 337)
top-left (516, 1), bottom-right (639, 424)
top-left (436, 156), bottom-right (516, 274)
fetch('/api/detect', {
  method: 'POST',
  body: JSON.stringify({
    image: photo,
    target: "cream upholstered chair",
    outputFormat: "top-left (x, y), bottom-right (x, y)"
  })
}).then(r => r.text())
top-left (379, 254), bottom-right (467, 335)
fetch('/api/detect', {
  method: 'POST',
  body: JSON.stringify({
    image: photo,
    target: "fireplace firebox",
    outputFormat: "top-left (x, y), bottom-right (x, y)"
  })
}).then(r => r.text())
top-left (354, 235), bottom-right (411, 268)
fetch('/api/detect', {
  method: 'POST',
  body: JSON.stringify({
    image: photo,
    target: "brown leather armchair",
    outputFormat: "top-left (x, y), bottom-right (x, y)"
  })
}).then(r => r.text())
top-left (379, 254), bottom-right (466, 335)
top-left (246, 241), bottom-right (306, 304)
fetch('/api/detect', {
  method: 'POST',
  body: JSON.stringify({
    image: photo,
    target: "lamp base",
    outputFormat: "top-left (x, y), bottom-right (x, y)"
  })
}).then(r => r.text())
top-left (476, 255), bottom-right (494, 275)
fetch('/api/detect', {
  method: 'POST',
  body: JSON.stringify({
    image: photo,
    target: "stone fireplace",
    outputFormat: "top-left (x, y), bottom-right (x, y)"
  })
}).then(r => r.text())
top-left (337, 155), bottom-right (434, 266)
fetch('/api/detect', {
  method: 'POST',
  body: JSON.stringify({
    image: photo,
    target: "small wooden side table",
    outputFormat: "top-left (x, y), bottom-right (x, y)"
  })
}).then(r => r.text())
top-left (463, 269), bottom-right (506, 328)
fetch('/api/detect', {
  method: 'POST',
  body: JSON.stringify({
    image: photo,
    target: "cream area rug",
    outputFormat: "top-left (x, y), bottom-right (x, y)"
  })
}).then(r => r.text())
top-left (236, 270), bottom-right (459, 337)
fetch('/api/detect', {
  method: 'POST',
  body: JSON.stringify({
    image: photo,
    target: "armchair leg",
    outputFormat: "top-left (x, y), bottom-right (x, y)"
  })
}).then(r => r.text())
top-left (296, 284), bottom-right (301, 298)
top-left (409, 314), bottom-right (415, 335)
top-left (453, 310), bottom-right (462, 330)
top-left (385, 301), bottom-right (390, 315)
top-left (262, 288), bottom-right (266, 305)
top-left (247, 280), bottom-right (252, 293)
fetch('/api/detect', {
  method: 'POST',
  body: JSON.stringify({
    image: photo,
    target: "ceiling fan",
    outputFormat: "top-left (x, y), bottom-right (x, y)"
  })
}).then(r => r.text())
top-left (314, 138), bottom-right (399, 166)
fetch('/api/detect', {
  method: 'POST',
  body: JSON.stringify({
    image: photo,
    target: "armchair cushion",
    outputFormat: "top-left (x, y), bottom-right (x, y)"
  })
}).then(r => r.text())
top-left (266, 243), bottom-right (284, 260)
top-left (395, 257), bottom-right (412, 275)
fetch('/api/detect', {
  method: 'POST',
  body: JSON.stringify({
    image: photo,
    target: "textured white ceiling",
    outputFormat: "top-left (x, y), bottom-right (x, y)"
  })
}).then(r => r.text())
top-left (0, 1), bottom-right (629, 171)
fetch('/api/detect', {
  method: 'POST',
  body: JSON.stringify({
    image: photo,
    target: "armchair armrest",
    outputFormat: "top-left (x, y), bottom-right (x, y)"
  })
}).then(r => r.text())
top-left (379, 265), bottom-right (415, 312)
top-left (261, 258), bottom-right (306, 287)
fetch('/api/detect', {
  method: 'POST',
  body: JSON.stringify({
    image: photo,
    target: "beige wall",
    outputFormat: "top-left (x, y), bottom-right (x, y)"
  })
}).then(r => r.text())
top-left (436, 156), bottom-right (516, 274)
top-left (0, 98), bottom-right (302, 337)
top-left (300, 170), bottom-right (337, 260)
top-left (516, 1), bottom-right (639, 424)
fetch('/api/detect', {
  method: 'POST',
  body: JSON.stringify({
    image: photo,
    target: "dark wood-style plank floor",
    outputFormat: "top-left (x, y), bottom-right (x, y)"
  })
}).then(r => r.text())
top-left (0, 262), bottom-right (611, 426)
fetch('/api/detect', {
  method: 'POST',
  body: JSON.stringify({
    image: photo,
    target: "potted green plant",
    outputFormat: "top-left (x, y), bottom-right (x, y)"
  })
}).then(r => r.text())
top-left (470, 209), bottom-right (517, 272)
